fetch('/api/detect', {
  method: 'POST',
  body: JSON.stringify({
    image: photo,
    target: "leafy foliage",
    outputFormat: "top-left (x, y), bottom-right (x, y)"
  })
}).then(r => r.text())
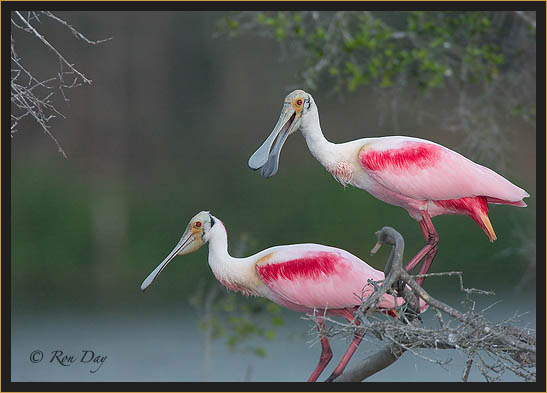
top-left (217, 11), bottom-right (536, 167)
top-left (218, 11), bottom-right (527, 93)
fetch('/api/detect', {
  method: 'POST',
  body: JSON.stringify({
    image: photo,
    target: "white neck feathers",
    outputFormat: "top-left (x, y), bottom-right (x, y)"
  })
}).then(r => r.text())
top-left (206, 219), bottom-right (258, 295)
top-left (300, 106), bottom-right (337, 169)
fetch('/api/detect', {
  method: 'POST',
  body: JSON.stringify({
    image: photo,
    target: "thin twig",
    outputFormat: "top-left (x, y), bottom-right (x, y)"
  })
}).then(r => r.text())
top-left (15, 11), bottom-right (92, 84)
top-left (41, 11), bottom-right (113, 44)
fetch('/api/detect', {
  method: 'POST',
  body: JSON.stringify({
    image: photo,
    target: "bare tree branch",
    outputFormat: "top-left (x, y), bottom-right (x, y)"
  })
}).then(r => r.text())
top-left (513, 11), bottom-right (536, 30)
top-left (333, 342), bottom-right (406, 382)
top-left (40, 11), bottom-right (112, 45)
top-left (11, 11), bottom-right (111, 156)
top-left (14, 11), bottom-right (92, 84)
top-left (305, 227), bottom-right (537, 382)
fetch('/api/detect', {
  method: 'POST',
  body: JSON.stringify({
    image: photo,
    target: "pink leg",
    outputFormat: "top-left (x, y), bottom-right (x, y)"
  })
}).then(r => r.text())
top-left (307, 319), bottom-right (333, 382)
top-left (405, 212), bottom-right (439, 285)
top-left (416, 245), bottom-right (438, 286)
top-left (324, 310), bottom-right (365, 382)
top-left (418, 218), bottom-right (429, 239)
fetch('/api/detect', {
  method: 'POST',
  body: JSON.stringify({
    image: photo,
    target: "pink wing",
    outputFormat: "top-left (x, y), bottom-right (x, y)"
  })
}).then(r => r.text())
top-left (358, 137), bottom-right (528, 204)
top-left (255, 244), bottom-right (400, 311)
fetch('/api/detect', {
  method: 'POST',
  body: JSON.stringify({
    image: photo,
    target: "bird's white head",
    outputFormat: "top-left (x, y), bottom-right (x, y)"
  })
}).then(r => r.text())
top-left (248, 89), bottom-right (316, 177)
top-left (140, 211), bottom-right (216, 291)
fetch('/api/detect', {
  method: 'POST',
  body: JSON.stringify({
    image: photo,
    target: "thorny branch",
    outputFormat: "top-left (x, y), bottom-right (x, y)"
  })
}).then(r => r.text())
top-left (305, 227), bottom-right (536, 382)
top-left (11, 11), bottom-right (111, 157)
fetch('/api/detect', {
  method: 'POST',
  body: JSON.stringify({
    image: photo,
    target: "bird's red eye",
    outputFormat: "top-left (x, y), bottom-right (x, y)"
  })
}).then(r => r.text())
top-left (195, 221), bottom-right (202, 228)
top-left (297, 99), bottom-right (303, 106)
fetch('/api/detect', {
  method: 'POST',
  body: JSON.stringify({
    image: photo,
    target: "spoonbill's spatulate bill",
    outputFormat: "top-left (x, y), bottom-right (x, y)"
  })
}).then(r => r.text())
top-left (249, 90), bottom-right (529, 285)
top-left (141, 211), bottom-right (427, 382)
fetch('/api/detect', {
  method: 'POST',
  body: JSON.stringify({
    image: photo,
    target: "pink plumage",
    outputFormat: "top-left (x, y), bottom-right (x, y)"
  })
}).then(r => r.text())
top-left (141, 211), bottom-right (427, 382)
top-left (249, 90), bottom-right (530, 290)
top-left (254, 246), bottom-right (418, 313)
top-left (360, 141), bottom-right (442, 171)
top-left (257, 251), bottom-right (339, 283)
top-left (358, 137), bottom-right (528, 241)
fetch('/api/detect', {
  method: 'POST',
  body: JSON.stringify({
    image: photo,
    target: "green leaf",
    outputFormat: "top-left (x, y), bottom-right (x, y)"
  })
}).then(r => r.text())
top-left (272, 316), bottom-right (284, 326)
top-left (226, 17), bottom-right (239, 30)
top-left (253, 347), bottom-right (266, 357)
top-left (275, 27), bottom-right (286, 41)
top-left (315, 27), bottom-right (325, 39)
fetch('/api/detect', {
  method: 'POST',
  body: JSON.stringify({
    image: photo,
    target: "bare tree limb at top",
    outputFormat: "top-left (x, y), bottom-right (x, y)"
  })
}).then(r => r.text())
top-left (303, 227), bottom-right (536, 382)
top-left (10, 11), bottom-right (111, 157)
top-left (40, 11), bottom-right (112, 45)
top-left (513, 11), bottom-right (536, 30)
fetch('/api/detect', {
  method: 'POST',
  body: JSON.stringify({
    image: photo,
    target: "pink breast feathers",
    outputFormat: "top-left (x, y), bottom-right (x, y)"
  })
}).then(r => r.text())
top-left (257, 252), bottom-right (341, 283)
top-left (360, 142), bottom-right (441, 171)
top-left (331, 161), bottom-right (353, 186)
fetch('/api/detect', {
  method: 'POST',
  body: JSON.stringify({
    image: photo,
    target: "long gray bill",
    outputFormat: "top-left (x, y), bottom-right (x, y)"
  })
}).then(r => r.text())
top-left (248, 109), bottom-right (297, 178)
top-left (258, 125), bottom-right (291, 178)
top-left (140, 234), bottom-right (192, 291)
top-left (248, 103), bottom-right (295, 170)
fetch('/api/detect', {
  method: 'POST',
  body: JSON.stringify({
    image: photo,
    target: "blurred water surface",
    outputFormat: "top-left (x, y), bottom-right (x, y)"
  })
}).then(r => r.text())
top-left (12, 289), bottom-right (535, 382)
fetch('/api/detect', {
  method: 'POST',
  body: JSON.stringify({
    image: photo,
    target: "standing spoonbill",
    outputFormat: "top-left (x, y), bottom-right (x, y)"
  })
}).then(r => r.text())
top-left (141, 211), bottom-right (426, 382)
top-left (248, 90), bottom-right (529, 285)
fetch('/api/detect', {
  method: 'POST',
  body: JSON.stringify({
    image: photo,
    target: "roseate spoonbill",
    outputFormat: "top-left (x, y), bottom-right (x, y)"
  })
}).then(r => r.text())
top-left (141, 211), bottom-right (427, 382)
top-left (248, 90), bottom-right (529, 285)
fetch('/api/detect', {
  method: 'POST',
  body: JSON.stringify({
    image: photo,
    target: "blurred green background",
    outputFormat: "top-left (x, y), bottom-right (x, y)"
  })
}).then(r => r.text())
top-left (11, 11), bottom-right (536, 382)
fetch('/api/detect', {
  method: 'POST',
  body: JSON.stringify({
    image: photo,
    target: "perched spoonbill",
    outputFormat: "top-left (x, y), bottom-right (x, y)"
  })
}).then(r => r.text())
top-left (141, 211), bottom-right (426, 382)
top-left (248, 90), bottom-right (529, 285)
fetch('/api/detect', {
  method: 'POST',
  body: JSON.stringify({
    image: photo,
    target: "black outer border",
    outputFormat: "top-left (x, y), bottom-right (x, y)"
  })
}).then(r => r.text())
top-left (2, 1), bottom-right (545, 392)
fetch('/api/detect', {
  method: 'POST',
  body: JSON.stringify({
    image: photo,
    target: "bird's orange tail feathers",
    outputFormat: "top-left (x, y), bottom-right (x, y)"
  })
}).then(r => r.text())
top-left (479, 213), bottom-right (497, 242)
